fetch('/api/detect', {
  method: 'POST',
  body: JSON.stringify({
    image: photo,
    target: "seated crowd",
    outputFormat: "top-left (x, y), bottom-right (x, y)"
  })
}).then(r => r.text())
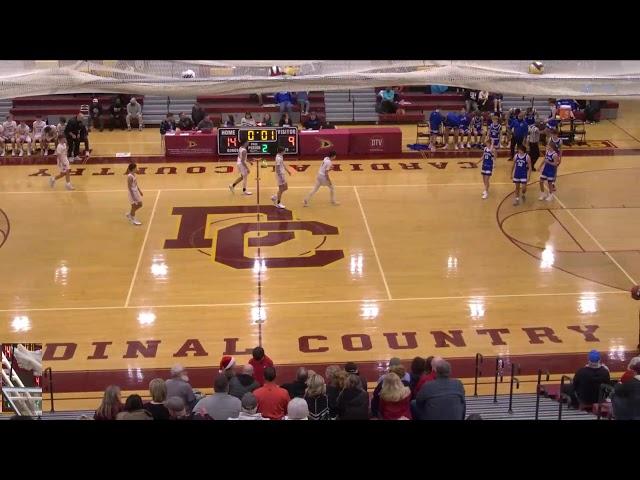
top-left (92, 346), bottom-right (470, 421)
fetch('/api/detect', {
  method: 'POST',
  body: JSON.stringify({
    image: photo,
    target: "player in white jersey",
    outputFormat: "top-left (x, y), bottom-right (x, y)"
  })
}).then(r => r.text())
top-left (303, 151), bottom-right (339, 206)
top-left (16, 121), bottom-right (32, 156)
top-left (2, 114), bottom-right (18, 155)
top-left (229, 140), bottom-right (253, 195)
top-left (32, 115), bottom-right (47, 153)
top-left (48, 134), bottom-right (74, 190)
top-left (125, 162), bottom-right (144, 225)
top-left (271, 147), bottom-right (293, 209)
top-left (41, 125), bottom-right (57, 156)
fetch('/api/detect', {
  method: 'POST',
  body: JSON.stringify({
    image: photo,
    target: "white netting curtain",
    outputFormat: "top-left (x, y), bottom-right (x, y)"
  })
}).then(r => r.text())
top-left (1, 60), bottom-right (640, 98)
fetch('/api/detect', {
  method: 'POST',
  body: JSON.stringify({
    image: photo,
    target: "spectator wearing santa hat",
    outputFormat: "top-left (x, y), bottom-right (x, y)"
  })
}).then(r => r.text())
top-left (219, 355), bottom-right (237, 379)
top-left (229, 364), bottom-right (260, 400)
top-left (249, 346), bottom-right (274, 386)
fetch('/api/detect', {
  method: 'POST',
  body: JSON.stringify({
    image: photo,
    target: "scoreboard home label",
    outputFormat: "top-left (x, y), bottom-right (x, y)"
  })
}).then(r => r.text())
top-left (218, 127), bottom-right (298, 155)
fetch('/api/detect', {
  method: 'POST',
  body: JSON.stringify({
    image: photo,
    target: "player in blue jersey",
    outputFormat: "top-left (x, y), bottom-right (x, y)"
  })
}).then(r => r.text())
top-left (524, 107), bottom-right (537, 126)
top-left (488, 115), bottom-right (502, 149)
top-left (429, 107), bottom-right (444, 152)
top-left (457, 108), bottom-right (471, 149)
top-left (548, 128), bottom-right (562, 154)
top-left (538, 143), bottom-right (562, 201)
top-left (443, 111), bottom-right (460, 150)
top-left (470, 112), bottom-right (484, 148)
top-left (479, 138), bottom-right (497, 199)
top-left (511, 143), bottom-right (532, 206)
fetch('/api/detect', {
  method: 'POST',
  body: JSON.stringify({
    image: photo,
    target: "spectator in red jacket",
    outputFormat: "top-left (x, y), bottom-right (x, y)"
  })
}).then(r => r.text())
top-left (379, 371), bottom-right (412, 420)
top-left (621, 357), bottom-right (640, 384)
top-left (253, 366), bottom-right (290, 420)
top-left (414, 356), bottom-right (438, 396)
top-left (249, 346), bottom-right (274, 386)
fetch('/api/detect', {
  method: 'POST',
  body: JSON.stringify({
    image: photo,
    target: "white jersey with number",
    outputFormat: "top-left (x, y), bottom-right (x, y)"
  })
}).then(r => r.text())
top-left (127, 172), bottom-right (142, 204)
top-left (236, 146), bottom-right (248, 165)
top-left (318, 157), bottom-right (332, 176)
top-left (56, 143), bottom-right (69, 172)
top-left (32, 120), bottom-right (46, 137)
top-left (17, 124), bottom-right (30, 137)
top-left (275, 153), bottom-right (287, 185)
top-left (2, 120), bottom-right (17, 136)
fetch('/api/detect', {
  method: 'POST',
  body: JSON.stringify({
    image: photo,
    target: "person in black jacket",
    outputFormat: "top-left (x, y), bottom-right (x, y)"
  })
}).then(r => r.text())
top-left (64, 113), bottom-right (84, 161)
top-left (160, 112), bottom-right (176, 135)
top-left (282, 367), bottom-right (309, 399)
top-left (109, 98), bottom-right (126, 130)
top-left (564, 350), bottom-right (611, 407)
top-left (89, 97), bottom-right (104, 132)
top-left (344, 362), bottom-right (368, 392)
top-left (177, 112), bottom-right (194, 131)
top-left (336, 374), bottom-right (369, 420)
top-left (612, 365), bottom-right (640, 420)
top-left (79, 122), bottom-right (90, 158)
top-left (192, 103), bottom-right (205, 127)
top-left (302, 112), bottom-right (322, 130)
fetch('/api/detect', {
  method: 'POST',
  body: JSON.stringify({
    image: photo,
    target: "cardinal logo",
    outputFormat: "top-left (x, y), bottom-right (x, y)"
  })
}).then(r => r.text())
top-left (318, 139), bottom-right (333, 150)
top-left (188, 141), bottom-right (198, 148)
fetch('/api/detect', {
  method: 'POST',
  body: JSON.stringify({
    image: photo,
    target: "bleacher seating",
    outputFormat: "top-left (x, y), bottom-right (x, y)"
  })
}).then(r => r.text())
top-left (196, 92), bottom-right (326, 115)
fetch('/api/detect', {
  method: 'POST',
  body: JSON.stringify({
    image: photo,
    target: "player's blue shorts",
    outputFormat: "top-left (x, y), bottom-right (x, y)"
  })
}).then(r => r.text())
top-left (540, 164), bottom-right (557, 181)
top-left (490, 136), bottom-right (500, 147)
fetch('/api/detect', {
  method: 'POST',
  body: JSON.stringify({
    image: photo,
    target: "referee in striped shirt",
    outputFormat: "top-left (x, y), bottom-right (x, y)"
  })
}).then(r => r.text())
top-left (526, 122), bottom-right (541, 171)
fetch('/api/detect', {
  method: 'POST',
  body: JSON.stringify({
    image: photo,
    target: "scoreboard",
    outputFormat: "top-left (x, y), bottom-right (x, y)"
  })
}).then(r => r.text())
top-left (217, 127), bottom-right (298, 155)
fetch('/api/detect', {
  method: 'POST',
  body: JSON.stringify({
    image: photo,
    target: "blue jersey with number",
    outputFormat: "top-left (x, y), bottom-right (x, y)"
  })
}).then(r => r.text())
top-left (429, 111), bottom-right (444, 130)
top-left (481, 147), bottom-right (494, 174)
top-left (549, 136), bottom-right (562, 151)
top-left (546, 117), bottom-right (559, 130)
top-left (458, 114), bottom-right (470, 131)
top-left (473, 116), bottom-right (483, 131)
top-left (541, 151), bottom-right (558, 179)
top-left (525, 113), bottom-right (536, 125)
top-left (489, 122), bottom-right (501, 138)
top-left (513, 153), bottom-right (529, 179)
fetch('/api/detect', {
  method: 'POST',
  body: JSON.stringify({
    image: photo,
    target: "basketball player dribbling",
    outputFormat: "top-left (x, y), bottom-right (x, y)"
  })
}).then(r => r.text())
top-left (303, 151), bottom-right (339, 206)
top-left (125, 162), bottom-right (143, 225)
top-left (538, 143), bottom-right (561, 201)
top-left (271, 146), bottom-right (293, 209)
top-left (229, 140), bottom-right (253, 195)
top-left (511, 143), bottom-right (532, 206)
top-left (48, 134), bottom-right (74, 190)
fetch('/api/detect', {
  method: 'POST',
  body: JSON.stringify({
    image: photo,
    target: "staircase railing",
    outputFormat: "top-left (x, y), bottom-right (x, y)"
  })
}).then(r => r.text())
top-left (507, 363), bottom-right (521, 414)
top-left (493, 357), bottom-right (504, 403)
top-left (43, 367), bottom-right (54, 413)
top-left (558, 375), bottom-right (573, 420)
top-left (473, 353), bottom-right (483, 397)
top-left (535, 369), bottom-right (550, 420)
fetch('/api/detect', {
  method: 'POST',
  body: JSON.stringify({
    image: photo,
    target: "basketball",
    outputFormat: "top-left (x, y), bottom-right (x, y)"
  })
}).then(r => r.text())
top-left (631, 285), bottom-right (640, 300)
top-left (528, 61), bottom-right (544, 75)
top-left (181, 69), bottom-right (195, 79)
top-left (269, 66), bottom-right (282, 76)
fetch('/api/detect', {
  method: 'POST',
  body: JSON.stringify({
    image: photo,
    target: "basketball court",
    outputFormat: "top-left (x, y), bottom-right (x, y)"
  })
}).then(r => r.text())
top-left (1, 108), bottom-right (640, 411)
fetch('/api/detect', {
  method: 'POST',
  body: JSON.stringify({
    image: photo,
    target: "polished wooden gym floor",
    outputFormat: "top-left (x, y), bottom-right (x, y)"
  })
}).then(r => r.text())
top-left (2, 104), bottom-right (640, 410)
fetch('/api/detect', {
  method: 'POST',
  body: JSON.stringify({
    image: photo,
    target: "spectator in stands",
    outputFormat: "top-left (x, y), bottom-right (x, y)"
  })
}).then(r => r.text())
top-left (160, 112), bottom-right (176, 135)
top-left (344, 362), bottom-right (368, 391)
top-left (465, 89), bottom-right (480, 113)
top-left (302, 112), bottom-right (322, 130)
top-left (413, 356), bottom-right (437, 398)
top-left (336, 374), bottom-right (370, 420)
top-left (548, 99), bottom-right (558, 120)
top-left (296, 91), bottom-right (310, 115)
top-left (64, 113), bottom-right (84, 162)
top-left (166, 397), bottom-right (188, 420)
top-left (584, 100), bottom-right (602, 124)
top-left (478, 91), bottom-right (490, 111)
top-left (321, 121), bottom-right (335, 129)
top-left (240, 112), bottom-right (256, 127)
top-left (143, 378), bottom-right (170, 420)
top-left (224, 115), bottom-right (235, 127)
top-left (466, 414), bottom-right (483, 420)
top-left (274, 91), bottom-right (294, 113)
top-left (229, 364), bottom-right (260, 399)
top-left (197, 113), bottom-right (215, 132)
top-left (191, 102), bottom-right (205, 128)
top-left (117, 394), bottom-right (153, 420)
top-left (165, 364), bottom-right (197, 414)
top-left (612, 362), bottom-right (640, 420)
top-left (94, 385), bottom-right (123, 420)
top-left (414, 359), bottom-right (465, 420)
top-left (564, 350), bottom-right (611, 408)
top-left (219, 355), bottom-right (236, 382)
top-left (378, 87), bottom-right (397, 114)
top-left (379, 371), bottom-right (412, 420)
top-left (282, 367), bottom-right (309, 399)
top-left (371, 363), bottom-right (410, 417)
top-left (409, 357), bottom-right (427, 397)
top-left (325, 365), bottom-right (345, 418)
top-left (621, 357), bottom-right (640, 383)
top-left (79, 122), bottom-right (90, 158)
top-left (249, 346), bottom-right (274, 386)
top-left (304, 372), bottom-right (330, 420)
top-left (229, 392), bottom-right (268, 420)
top-left (192, 373), bottom-right (241, 420)
top-left (126, 97), bottom-right (144, 131)
top-left (89, 97), bottom-right (104, 132)
top-left (278, 112), bottom-right (293, 127)
top-left (284, 398), bottom-right (309, 420)
top-left (260, 113), bottom-right (273, 127)
top-left (253, 366), bottom-right (290, 420)
top-left (176, 112), bottom-right (194, 131)
top-left (493, 93), bottom-right (503, 115)
top-left (526, 120), bottom-right (541, 171)
top-left (109, 98), bottom-right (126, 131)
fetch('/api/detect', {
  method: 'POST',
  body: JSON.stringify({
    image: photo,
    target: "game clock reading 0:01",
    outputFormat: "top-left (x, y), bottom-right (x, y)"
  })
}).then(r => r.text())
top-left (217, 127), bottom-right (298, 155)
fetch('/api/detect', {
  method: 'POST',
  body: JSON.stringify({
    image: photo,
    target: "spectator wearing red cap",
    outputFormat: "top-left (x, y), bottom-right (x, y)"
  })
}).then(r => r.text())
top-left (249, 346), bottom-right (274, 386)
top-left (219, 355), bottom-right (236, 377)
top-left (253, 366), bottom-right (290, 420)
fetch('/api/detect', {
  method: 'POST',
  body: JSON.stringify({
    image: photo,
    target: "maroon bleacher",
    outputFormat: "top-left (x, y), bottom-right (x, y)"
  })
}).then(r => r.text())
top-left (196, 92), bottom-right (325, 115)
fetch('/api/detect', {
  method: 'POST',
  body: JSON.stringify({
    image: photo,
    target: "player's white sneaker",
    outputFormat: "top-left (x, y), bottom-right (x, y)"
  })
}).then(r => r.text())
top-left (303, 199), bottom-right (309, 207)
top-left (132, 217), bottom-right (142, 225)
top-left (138, 126), bottom-right (143, 131)
top-left (49, 177), bottom-right (55, 188)
top-left (430, 145), bottom-right (436, 152)
top-left (539, 192), bottom-right (547, 200)
top-left (27, 150), bottom-right (31, 156)
top-left (513, 197), bottom-right (520, 206)
top-left (466, 143), bottom-right (472, 149)
top-left (482, 191), bottom-right (488, 199)
top-left (242, 190), bottom-right (253, 196)
top-left (442, 144), bottom-right (450, 150)
top-left (276, 203), bottom-right (286, 209)
top-left (18, 150), bottom-right (23, 156)
top-left (228, 184), bottom-right (235, 193)
top-left (0, 149), bottom-right (4, 156)
top-left (65, 183), bottom-right (74, 190)
top-left (545, 193), bottom-right (554, 202)
top-left (271, 195), bottom-right (277, 203)
top-left (127, 126), bottom-right (132, 131)
top-left (454, 144), bottom-right (459, 150)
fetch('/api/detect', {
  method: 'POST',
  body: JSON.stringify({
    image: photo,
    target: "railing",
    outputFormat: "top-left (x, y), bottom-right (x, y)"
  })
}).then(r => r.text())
top-left (493, 357), bottom-right (504, 403)
top-left (43, 367), bottom-right (54, 413)
top-left (558, 375), bottom-right (573, 420)
top-left (508, 363), bottom-right (521, 414)
top-left (535, 369), bottom-right (550, 420)
top-left (474, 353), bottom-right (483, 397)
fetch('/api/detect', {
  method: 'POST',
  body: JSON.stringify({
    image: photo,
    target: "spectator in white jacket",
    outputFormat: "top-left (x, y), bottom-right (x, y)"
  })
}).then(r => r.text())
top-left (126, 97), bottom-right (144, 131)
